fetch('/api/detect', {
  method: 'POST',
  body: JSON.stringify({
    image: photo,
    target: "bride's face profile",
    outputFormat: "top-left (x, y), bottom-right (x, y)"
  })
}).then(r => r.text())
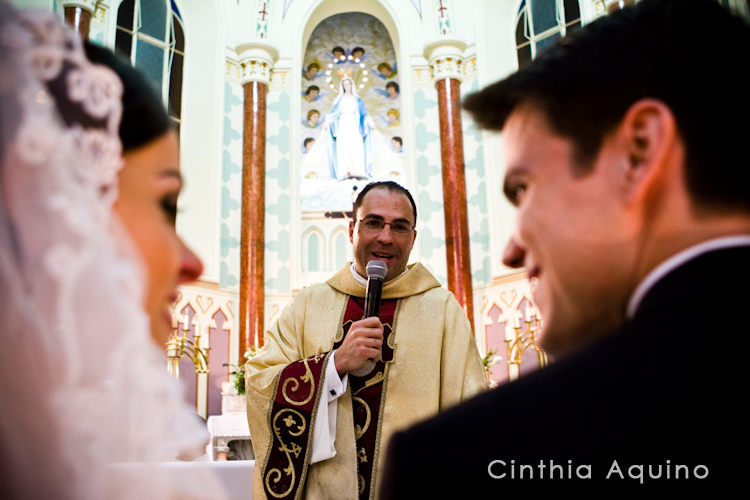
top-left (114, 130), bottom-right (203, 344)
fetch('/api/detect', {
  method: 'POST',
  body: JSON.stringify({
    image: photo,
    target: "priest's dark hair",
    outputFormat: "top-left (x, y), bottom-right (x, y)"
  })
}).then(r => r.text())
top-left (353, 181), bottom-right (417, 225)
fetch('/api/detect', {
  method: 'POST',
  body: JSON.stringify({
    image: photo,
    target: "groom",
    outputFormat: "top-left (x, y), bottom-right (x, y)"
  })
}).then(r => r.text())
top-left (380, 0), bottom-right (750, 495)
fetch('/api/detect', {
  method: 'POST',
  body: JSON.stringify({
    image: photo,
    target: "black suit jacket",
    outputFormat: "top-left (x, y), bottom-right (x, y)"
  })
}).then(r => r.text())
top-left (379, 246), bottom-right (748, 497)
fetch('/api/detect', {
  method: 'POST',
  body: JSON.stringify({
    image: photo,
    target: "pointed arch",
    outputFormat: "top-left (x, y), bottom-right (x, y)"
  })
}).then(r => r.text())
top-left (302, 226), bottom-right (326, 272)
top-left (330, 226), bottom-right (350, 271)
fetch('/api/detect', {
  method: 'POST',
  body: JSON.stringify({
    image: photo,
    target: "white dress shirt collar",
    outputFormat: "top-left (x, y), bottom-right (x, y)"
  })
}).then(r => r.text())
top-left (349, 262), bottom-right (407, 286)
top-left (626, 235), bottom-right (750, 319)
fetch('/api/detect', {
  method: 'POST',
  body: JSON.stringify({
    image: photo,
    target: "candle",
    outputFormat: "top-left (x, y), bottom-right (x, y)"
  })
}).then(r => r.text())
top-left (527, 306), bottom-right (536, 323)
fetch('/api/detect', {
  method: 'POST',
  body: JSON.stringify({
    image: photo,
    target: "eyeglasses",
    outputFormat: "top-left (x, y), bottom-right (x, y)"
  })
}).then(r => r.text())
top-left (357, 218), bottom-right (415, 234)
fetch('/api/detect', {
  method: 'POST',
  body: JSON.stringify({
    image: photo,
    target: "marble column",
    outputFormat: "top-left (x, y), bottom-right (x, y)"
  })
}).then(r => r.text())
top-left (62, 0), bottom-right (95, 39)
top-left (237, 42), bottom-right (277, 355)
top-left (424, 39), bottom-right (474, 328)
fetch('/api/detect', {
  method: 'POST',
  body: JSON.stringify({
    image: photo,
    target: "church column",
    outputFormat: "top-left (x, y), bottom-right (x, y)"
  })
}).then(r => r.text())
top-left (424, 39), bottom-right (474, 327)
top-left (237, 42), bottom-right (278, 355)
top-left (62, 0), bottom-right (95, 39)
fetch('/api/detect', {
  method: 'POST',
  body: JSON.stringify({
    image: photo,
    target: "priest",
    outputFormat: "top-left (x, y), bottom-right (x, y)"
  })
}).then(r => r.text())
top-left (245, 181), bottom-right (486, 499)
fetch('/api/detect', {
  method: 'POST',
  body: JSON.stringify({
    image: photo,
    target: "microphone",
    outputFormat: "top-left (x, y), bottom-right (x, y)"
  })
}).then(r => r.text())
top-left (364, 260), bottom-right (387, 318)
top-left (350, 260), bottom-right (388, 377)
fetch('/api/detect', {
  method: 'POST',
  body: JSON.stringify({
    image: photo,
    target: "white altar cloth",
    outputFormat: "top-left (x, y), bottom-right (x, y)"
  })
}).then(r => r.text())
top-left (109, 460), bottom-right (254, 499)
top-left (207, 413), bottom-right (254, 460)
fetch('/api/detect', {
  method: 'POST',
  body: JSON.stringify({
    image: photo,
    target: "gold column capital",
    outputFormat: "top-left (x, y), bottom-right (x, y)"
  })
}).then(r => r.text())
top-left (235, 41), bottom-right (279, 86)
top-left (423, 38), bottom-right (467, 84)
top-left (60, 0), bottom-right (97, 13)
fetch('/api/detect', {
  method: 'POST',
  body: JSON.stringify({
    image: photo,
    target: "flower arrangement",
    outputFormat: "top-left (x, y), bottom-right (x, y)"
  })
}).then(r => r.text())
top-left (482, 348), bottom-right (503, 388)
top-left (223, 346), bottom-right (257, 396)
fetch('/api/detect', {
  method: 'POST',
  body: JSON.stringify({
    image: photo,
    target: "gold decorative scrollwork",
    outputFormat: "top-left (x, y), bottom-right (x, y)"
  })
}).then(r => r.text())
top-left (357, 446), bottom-right (368, 464)
top-left (352, 396), bottom-right (372, 440)
top-left (281, 358), bottom-right (315, 406)
top-left (353, 370), bottom-right (385, 394)
top-left (266, 409), bottom-right (307, 498)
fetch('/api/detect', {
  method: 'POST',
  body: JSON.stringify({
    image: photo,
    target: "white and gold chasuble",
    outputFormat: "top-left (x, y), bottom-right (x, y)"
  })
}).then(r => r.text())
top-left (245, 263), bottom-right (487, 499)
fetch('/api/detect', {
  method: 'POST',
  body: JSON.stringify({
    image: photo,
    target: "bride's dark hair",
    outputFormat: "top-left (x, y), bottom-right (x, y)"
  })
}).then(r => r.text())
top-left (84, 42), bottom-right (171, 152)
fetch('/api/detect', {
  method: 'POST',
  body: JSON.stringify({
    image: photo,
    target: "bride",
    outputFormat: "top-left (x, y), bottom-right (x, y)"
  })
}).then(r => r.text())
top-left (0, 5), bottom-right (228, 499)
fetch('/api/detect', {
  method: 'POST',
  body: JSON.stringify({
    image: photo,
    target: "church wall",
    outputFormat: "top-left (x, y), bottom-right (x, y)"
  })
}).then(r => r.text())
top-left (472, 0), bottom-right (525, 283)
top-left (10, 0), bottom-right (56, 9)
top-left (264, 84), bottom-right (293, 299)
top-left (219, 80), bottom-right (243, 291)
top-left (409, 73), bottom-right (448, 284)
top-left (173, 0), bottom-right (225, 284)
top-left (12, 0), bottom-right (624, 392)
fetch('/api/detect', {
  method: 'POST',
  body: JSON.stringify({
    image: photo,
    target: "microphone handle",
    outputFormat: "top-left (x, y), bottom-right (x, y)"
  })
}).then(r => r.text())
top-left (351, 276), bottom-right (383, 377)
top-left (364, 277), bottom-right (383, 318)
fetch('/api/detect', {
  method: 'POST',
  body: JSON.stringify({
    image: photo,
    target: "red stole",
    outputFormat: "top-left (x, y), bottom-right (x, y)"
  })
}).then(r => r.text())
top-left (261, 296), bottom-right (398, 500)
top-left (262, 352), bottom-right (330, 499)
top-left (333, 296), bottom-right (398, 500)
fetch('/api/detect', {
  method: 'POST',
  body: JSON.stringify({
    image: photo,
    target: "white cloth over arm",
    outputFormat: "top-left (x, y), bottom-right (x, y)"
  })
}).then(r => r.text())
top-left (310, 350), bottom-right (348, 463)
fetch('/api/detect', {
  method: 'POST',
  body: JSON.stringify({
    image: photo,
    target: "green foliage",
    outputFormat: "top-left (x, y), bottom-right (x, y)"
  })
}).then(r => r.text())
top-left (482, 348), bottom-right (497, 375)
top-left (222, 346), bottom-right (258, 396)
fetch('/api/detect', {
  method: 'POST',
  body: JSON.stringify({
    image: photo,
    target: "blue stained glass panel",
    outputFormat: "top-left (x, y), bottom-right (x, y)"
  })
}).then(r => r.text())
top-left (134, 40), bottom-right (164, 95)
top-left (140, 0), bottom-right (167, 40)
top-left (530, 0), bottom-right (558, 34)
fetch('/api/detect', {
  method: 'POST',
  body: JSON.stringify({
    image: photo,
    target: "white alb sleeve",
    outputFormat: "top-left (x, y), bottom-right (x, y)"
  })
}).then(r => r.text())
top-left (310, 350), bottom-right (348, 464)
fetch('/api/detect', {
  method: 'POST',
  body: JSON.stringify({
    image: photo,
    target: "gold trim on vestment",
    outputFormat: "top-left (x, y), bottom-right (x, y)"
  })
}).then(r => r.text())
top-left (265, 409), bottom-right (306, 498)
top-left (281, 357), bottom-right (315, 406)
top-left (261, 352), bottom-right (332, 500)
top-left (352, 396), bottom-right (372, 440)
top-left (367, 299), bottom-right (402, 500)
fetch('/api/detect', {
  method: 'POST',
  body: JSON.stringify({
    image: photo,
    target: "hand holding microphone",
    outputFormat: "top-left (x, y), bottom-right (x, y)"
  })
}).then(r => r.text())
top-left (334, 260), bottom-right (387, 377)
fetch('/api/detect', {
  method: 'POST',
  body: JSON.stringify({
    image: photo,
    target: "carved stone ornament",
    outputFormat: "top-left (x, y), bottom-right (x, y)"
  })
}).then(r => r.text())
top-left (60, 0), bottom-right (97, 12)
top-left (235, 40), bottom-right (279, 86)
top-left (423, 38), bottom-right (467, 83)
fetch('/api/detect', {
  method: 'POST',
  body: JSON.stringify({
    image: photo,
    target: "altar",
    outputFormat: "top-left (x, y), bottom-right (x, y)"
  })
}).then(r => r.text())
top-left (206, 386), bottom-right (255, 461)
top-left (109, 460), bottom-right (254, 500)
top-left (207, 413), bottom-right (254, 461)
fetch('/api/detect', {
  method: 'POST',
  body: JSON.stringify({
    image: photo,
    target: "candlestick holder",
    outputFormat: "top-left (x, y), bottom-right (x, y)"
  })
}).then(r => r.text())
top-left (505, 307), bottom-right (548, 381)
top-left (166, 315), bottom-right (210, 380)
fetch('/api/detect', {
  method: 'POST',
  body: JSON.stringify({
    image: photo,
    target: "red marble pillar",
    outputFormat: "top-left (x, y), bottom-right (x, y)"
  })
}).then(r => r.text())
top-left (240, 81), bottom-right (267, 355)
top-left (436, 77), bottom-right (474, 327)
top-left (64, 6), bottom-right (92, 39)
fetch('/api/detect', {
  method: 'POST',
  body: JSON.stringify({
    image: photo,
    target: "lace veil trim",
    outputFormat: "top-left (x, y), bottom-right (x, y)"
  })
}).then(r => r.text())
top-left (0, 6), bottom-right (220, 499)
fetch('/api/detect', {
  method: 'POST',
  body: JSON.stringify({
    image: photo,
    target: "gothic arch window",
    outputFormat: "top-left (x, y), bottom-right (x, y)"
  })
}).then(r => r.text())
top-left (331, 228), bottom-right (349, 271)
top-left (303, 228), bottom-right (325, 272)
top-left (720, 0), bottom-right (750, 18)
top-left (115, 0), bottom-right (185, 130)
top-left (515, 0), bottom-right (581, 69)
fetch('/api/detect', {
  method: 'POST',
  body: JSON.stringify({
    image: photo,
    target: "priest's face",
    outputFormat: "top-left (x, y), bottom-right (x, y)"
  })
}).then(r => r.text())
top-left (349, 188), bottom-right (417, 282)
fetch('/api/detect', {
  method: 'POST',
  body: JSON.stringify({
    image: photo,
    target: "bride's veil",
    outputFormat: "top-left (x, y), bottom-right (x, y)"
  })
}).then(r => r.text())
top-left (0, 5), bottom-right (222, 499)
